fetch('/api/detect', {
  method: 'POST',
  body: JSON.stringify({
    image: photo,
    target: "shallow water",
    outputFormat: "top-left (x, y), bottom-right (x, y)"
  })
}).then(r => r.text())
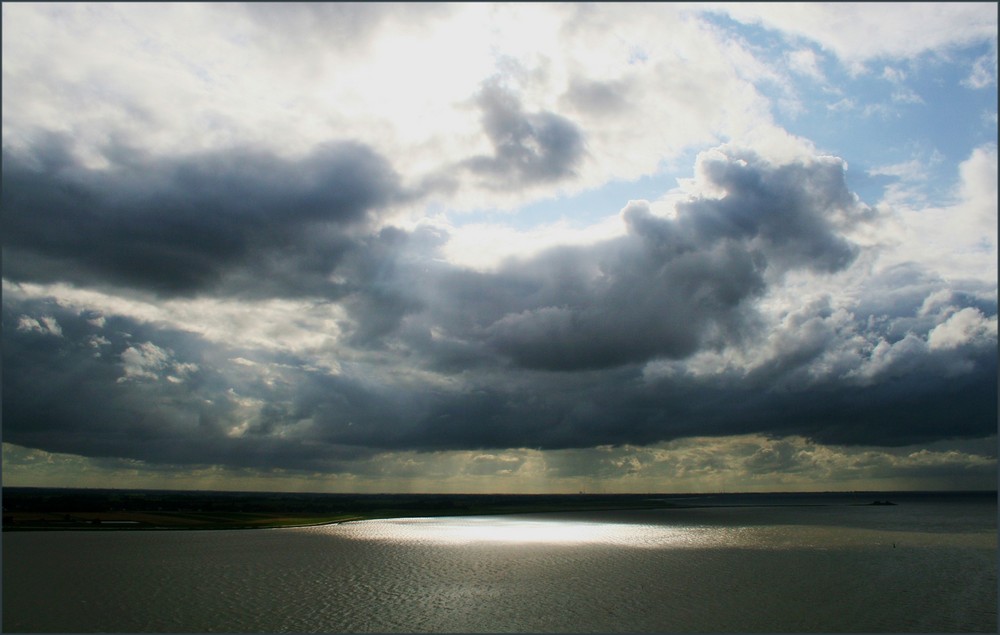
top-left (3, 494), bottom-right (996, 632)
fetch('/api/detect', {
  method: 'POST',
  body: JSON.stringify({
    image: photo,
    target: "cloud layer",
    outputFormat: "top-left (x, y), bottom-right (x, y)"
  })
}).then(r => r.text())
top-left (2, 136), bottom-right (406, 296)
top-left (4, 143), bottom-right (995, 471)
top-left (2, 3), bottom-right (996, 491)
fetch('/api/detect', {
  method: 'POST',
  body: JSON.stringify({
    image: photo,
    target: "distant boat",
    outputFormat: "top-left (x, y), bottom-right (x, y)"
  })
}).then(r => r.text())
top-left (869, 500), bottom-right (896, 506)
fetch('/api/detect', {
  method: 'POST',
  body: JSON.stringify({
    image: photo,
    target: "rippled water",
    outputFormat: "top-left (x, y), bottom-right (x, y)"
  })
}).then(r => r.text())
top-left (3, 496), bottom-right (996, 632)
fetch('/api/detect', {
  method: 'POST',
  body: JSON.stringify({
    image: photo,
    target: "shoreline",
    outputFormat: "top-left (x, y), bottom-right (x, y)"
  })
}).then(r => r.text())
top-left (2, 487), bottom-right (705, 531)
top-left (5, 488), bottom-right (991, 532)
top-left (2, 504), bottom-right (682, 532)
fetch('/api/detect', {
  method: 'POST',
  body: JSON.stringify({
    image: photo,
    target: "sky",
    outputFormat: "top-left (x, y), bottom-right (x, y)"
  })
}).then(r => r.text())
top-left (2, 2), bottom-right (997, 494)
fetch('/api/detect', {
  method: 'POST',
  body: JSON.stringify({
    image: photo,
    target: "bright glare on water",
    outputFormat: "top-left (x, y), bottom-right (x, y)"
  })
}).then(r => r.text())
top-left (316, 508), bottom-right (997, 550)
top-left (331, 515), bottom-right (700, 546)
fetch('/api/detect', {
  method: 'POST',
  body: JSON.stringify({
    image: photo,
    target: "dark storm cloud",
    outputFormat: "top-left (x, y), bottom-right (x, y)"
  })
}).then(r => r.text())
top-left (1, 295), bottom-right (387, 471)
top-left (480, 234), bottom-right (764, 370)
top-left (336, 227), bottom-right (429, 346)
top-left (403, 150), bottom-right (865, 371)
top-left (462, 80), bottom-right (586, 187)
top-left (677, 151), bottom-right (861, 275)
top-left (3, 297), bottom-right (210, 462)
top-left (322, 150), bottom-right (994, 450)
top-left (360, 308), bottom-right (995, 451)
top-left (395, 324), bottom-right (995, 452)
top-left (1, 134), bottom-right (405, 297)
top-left (4, 271), bottom-right (995, 476)
top-left (3, 142), bottom-right (995, 473)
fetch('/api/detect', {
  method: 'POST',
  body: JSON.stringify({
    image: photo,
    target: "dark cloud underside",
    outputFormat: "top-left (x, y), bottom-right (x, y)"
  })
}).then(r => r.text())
top-left (2, 136), bottom-right (404, 297)
top-left (2, 133), bottom-right (995, 474)
top-left (384, 150), bottom-right (867, 371)
top-left (3, 281), bottom-right (994, 472)
top-left (462, 80), bottom-right (586, 187)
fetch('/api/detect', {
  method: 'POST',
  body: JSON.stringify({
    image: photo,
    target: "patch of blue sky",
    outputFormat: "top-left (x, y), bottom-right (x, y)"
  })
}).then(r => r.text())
top-left (448, 148), bottom-right (703, 232)
top-left (701, 12), bottom-right (996, 205)
top-left (795, 49), bottom-right (995, 205)
top-left (448, 16), bottom-right (996, 231)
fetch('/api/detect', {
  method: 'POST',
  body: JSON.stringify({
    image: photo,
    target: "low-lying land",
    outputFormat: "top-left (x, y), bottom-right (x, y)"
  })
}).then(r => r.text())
top-left (3, 487), bottom-right (946, 531)
top-left (2, 488), bottom-right (679, 530)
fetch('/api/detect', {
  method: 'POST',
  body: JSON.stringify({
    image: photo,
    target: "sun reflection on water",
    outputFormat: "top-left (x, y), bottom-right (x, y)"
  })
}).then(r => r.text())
top-left (410, 517), bottom-right (619, 544)
top-left (331, 515), bottom-right (709, 547)
top-left (304, 513), bottom-right (994, 550)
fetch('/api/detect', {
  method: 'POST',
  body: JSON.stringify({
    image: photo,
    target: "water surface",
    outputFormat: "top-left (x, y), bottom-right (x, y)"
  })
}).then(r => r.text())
top-left (3, 492), bottom-right (995, 632)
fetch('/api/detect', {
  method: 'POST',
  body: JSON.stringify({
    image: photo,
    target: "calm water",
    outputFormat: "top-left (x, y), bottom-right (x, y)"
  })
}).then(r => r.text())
top-left (3, 492), bottom-right (996, 632)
